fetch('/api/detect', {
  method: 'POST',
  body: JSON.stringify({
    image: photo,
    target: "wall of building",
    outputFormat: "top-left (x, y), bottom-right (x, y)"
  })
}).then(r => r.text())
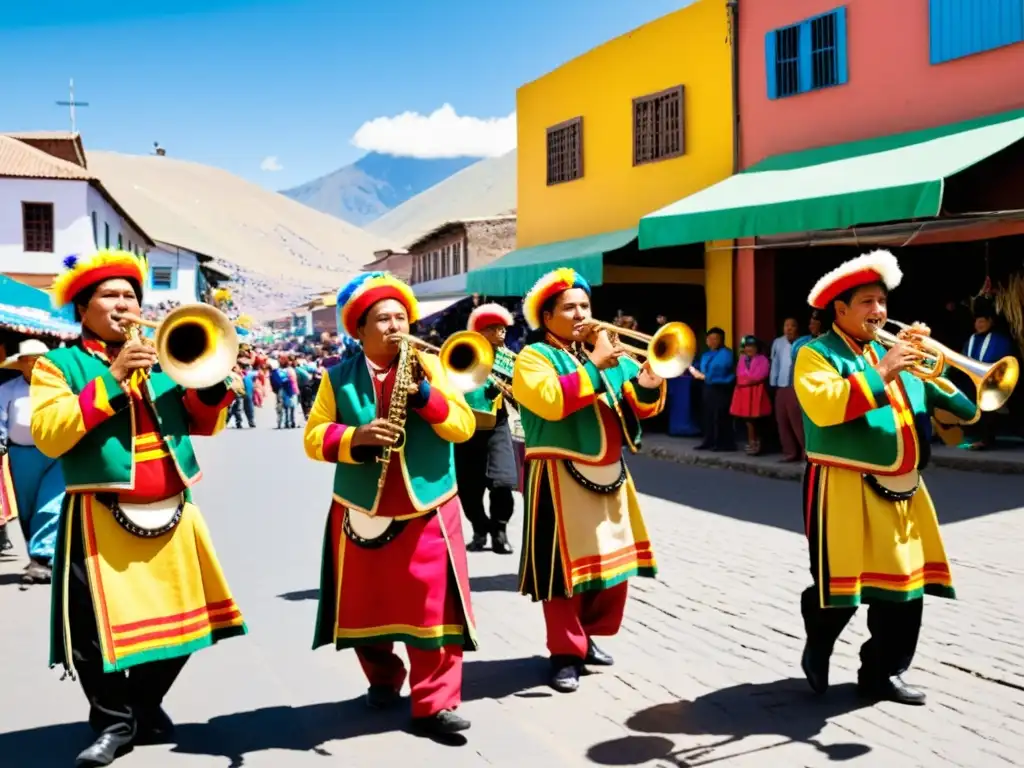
top-left (465, 218), bottom-right (517, 271)
top-left (86, 185), bottom-right (149, 257)
top-left (409, 229), bottom-right (466, 284)
top-left (739, 0), bottom-right (1024, 168)
top-left (144, 245), bottom-right (199, 306)
top-left (516, 0), bottom-right (734, 248)
top-left (0, 178), bottom-right (93, 277)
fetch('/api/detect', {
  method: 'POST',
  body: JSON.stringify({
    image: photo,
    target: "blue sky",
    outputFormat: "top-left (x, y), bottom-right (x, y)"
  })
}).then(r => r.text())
top-left (0, 0), bottom-right (693, 190)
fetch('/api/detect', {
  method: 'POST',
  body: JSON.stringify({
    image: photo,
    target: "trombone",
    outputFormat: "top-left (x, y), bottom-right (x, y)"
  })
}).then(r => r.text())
top-left (386, 330), bottom-right (495, 393)
top-left (873, 319), bottom-right (1019, 412)
top-left (584, 320), bottom-right (697, 379)
top-left (111, 303), bottom-right (240, 390)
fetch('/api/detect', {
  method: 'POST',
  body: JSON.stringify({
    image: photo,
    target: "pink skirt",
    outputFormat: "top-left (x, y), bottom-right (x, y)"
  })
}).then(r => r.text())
top-left (730, 383), bottom-right (772, 419)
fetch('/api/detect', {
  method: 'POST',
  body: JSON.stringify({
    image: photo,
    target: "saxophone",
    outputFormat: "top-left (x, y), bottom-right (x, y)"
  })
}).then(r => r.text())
top-left (375, 335), bottom-right (417, 488)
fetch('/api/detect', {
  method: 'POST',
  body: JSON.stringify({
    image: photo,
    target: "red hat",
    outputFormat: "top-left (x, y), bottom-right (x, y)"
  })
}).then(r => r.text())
top-left (467, 303), bottom-right (514, 332)
top-left (807, 249), bottom-right (903, 310)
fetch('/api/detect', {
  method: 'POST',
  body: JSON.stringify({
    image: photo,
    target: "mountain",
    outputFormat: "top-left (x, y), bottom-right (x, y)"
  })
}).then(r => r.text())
top-left (366, 150), bottom-right (517, 244)
top-left (280, 152), bottom-right (481, 226)
top-left (87, 151), bottom-right (396, 317)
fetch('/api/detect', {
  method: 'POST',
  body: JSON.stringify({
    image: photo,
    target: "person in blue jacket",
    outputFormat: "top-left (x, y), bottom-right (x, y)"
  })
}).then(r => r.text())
top-left (688, 327), bottom-right (736, 451)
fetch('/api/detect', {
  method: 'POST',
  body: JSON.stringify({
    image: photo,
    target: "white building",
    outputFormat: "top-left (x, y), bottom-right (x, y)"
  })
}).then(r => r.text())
top-left (0, 132), bottom-right (154, 290)
top-left (144, 242), bottom-right (217, 307)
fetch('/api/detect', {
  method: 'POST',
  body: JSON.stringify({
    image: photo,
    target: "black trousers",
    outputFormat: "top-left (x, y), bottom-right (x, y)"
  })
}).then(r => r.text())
top-left (700, 383), bottom-right (735, 449)
top-left (68, 509), bottom-right (188, 737)
top-left (455, 428), bottom-right (515, 537)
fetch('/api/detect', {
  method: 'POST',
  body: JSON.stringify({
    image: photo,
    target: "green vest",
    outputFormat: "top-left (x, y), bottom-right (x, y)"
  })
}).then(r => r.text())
top-left (464, 384), bottom-right (497, 413)
top-left (44, 345), bottom-right (203, 491)
top-left (800, 331), bottom-right (977, 472)
top-left (328, 353), bottom-right (457, 513)
top-left (519, 342), bottom-right (645, 461)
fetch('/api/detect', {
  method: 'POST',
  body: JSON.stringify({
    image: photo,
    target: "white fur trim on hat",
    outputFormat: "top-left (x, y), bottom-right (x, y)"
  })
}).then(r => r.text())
top-left (467, 303), bottom-right (514, 332)
top-left (806, 249), bottom-right (903, 309)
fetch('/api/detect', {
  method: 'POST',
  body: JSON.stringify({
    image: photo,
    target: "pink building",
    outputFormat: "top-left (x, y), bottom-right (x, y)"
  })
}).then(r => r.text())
top-left (732, 0), bottom-right (1024, 339)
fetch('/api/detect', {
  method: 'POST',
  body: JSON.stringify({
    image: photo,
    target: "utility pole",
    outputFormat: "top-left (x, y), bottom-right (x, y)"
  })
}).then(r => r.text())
top-left (55, 78), bottom-right (89, 134)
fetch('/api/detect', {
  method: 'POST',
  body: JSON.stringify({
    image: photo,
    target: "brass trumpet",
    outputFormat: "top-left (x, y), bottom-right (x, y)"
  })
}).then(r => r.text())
top-left (386, 330), bottom-right (494, 393)
top-left (873, 319), bottom-right (1019, 412)
top-left (586, 320), bottom-right (697, 379)
top-left (112, 304), bottom-right (240, 390)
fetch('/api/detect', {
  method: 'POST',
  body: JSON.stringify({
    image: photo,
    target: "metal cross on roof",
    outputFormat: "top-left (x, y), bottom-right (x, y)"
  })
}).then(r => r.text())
top-left (55, 78), bottom-right (89, 134)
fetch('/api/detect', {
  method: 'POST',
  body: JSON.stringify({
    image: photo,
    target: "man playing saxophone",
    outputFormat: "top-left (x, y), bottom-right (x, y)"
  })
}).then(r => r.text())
top-left (795, 249), bottom-right (980, 706)
top-left (303, 271), bottom-right (478, 738)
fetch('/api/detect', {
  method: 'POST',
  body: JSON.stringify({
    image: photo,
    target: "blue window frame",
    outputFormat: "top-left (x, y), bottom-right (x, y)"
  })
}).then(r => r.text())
top-left (930, 0), bottom-right (1024, 65)
top-left (151, 266), bottom-right (177, 290)
top-left (766, 6), bottom-right (848, 99)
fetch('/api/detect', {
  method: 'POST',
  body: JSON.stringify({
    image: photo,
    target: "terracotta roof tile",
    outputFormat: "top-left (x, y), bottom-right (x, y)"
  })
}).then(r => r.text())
top-left (0, 136), bottom-right (92, 180)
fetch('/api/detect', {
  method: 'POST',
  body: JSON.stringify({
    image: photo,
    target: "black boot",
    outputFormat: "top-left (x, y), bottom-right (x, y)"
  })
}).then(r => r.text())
top-left (466, 533), bottom-right (489, 552)
top-left (584, 639), bottom-right (614, 667)
top-left (549, 656), bottom-right (582, 693)
top-left (858, 674), bottom-right (926, 705)
top-left (135, 706), bottom-right (174, 745)
top-left (801, 642), bottom-right (830, 694)
top-left (75, 732), bottom-right (133, 767)
top-left (366, 684), bottom-right (401, 709)
top-left (411, 708), bottom-right (470, 735)
top-left (491, 528), bottom-right (513, 555)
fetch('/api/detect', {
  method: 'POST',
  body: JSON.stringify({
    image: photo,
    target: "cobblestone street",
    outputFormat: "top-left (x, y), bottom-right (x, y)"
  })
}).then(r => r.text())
top-left (1, 426), bottom-right (1022, 767)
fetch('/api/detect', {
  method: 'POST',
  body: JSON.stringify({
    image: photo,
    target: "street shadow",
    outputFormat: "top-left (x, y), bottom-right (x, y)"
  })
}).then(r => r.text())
top-left (0, 722), bottom-right (93, 768)
top-left (586, 678), bottom-right (871, 767)
top-left (277, 588), bottom-right (319, 602)
top-left (463, 654), bottom-right (550, 700)
top-left (627, 454), bottom-right (1024, 533)
top-left (468, 573), bottom-right (519, 592)
top-left (0, 572), bottom-right (25, 586)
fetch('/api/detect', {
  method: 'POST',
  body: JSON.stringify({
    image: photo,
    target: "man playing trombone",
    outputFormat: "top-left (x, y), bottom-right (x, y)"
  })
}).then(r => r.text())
top-left (794, 249), bottom-right (986, 706)
top-left (31, 250), bottom-right (246, 767)
top-left (303, 271), bottom-right (478, 738)
top-left (455, 303), bottom-right (519, 554)
top-left (511, 267), bottom-right (669, 694)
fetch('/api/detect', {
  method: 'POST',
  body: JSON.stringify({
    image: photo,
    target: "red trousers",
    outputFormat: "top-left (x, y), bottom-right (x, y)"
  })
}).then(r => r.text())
top-left (543, 581), bottom-right (629, 658)
top-left (355, 643), bottom-right (463, 718)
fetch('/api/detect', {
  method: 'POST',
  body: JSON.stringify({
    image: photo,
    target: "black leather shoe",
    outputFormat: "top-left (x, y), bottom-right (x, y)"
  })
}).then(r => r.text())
top-left (585, 640), bottom-right (614, 667)
top-left (366, 684), bottom-right (401, 709)
top-left (466, 534), bottom-right (489, 552)
top-left (21, 560), bottom-right (52, 585)
top-left (801, 643), bottom-right (830, 694)
top-left (550, 656), bottom-right (582, 693)
top-left (135, 707), bottom-right (174, 745)
top-left (491, 530), bottom-right (513, 555)
top-left (858, 674), bottom-right (926, 705)
top-left (75, 732), bottom-right (133, 767)
top-left (411, 709), bottom-right (470, 735)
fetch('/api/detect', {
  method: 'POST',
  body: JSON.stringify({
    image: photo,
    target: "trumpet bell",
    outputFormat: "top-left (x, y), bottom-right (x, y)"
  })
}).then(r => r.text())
top-left (951, 350), bottom-right (1019, 413)
top-left (156, 304), bottom-right (239, 390)
top-left (647, 321), bottom-right (697, 379)
top-left (438, 330), bottom-right (494, 393)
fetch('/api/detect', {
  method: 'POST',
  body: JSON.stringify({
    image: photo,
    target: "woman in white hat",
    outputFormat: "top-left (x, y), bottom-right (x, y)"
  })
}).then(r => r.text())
top-left (0, 338), bottom-right (65, 585)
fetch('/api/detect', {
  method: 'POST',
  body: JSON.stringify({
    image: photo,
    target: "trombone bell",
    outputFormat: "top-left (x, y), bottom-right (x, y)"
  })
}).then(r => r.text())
top-left (156, 304), bottom-right (240, 390)
top-left (597, 320), bottom-right (696, 379)
top-left (438, 330), bottom-right (494, 393)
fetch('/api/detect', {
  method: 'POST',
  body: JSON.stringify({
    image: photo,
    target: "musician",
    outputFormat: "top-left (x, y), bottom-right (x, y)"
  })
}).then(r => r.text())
top-left (794, 249), bottom-right (979, 706)
top-left (455, 303), bottom-right (519, 554)
top-left (303, 271), bottom-right (477, 737)
top-left (511, 268), bottom-right (666, 693)
top-left (30, 250), bottom-right (247, 767)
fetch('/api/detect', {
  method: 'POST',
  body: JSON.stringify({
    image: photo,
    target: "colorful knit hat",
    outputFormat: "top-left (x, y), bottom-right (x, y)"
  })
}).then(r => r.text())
top-left (522, 267), bottom-right (592, 330)
top-left (807, 249), bottom-right (902, 310)
top-left (336, 271), bottom-right (419, 337)
top-left (467, 302), bottom-right (514, 332)
top-left (50, 250), bottom-right (147, 309)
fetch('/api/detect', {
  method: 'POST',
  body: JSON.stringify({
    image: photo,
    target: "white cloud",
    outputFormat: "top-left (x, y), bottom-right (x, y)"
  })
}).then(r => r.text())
top-left (260, 156), bottom-right (283, 172)
top-left (351, 104), bottom-right (516, 159)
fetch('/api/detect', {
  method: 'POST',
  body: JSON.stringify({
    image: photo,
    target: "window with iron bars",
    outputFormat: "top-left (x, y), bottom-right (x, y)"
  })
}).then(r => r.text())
top-left (633, 85), bottom-right (685, 166)
top-left (546, 117), bottom-right (583, 185)
top-left (22, 202), bottom-right (54, 253)
top-left (766, 6), bottom-right (848, 99)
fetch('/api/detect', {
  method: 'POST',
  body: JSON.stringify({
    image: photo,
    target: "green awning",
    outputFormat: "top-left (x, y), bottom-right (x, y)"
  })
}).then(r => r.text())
top-left (639, 107), bottom-right (1024, 249)
top-left (466, 228), bottom-right (636, 296)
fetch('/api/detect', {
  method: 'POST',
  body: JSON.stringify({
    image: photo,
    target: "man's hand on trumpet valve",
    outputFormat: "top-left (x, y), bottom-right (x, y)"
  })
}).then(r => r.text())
top-left (876, 340), bottom-right (924, 384)
top-left (576, 323), bottom-right (625, 370)
top-left (897, 321), bottom-right (931, 341)
top-left (637, 360), bottom-right (663, 390)
top-left (109, 338), bottom-right (158, 385)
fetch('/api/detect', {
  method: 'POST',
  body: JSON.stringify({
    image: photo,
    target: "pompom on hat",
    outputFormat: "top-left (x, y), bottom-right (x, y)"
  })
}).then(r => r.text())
top-left (336, 271), bottom-right (419, 337)
top-left (807, 249), bottom-right (903, 310)
top-left (467, 302), bottom-right (514, 332)
top-left (50, 249), bottom-right (147, 309)
top-left (522, 267), bottom-right (592, 330)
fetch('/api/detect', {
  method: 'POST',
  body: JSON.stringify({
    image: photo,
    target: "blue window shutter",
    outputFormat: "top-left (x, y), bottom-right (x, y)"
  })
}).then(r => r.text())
top-left (797, 20), bottom-right (813, 93)
top-left (765, 31), bottom-right (778, 99)
top-left (930, 0), bottom-right (1024, 64)
top-left (834, 6), bottom-right (849, 85)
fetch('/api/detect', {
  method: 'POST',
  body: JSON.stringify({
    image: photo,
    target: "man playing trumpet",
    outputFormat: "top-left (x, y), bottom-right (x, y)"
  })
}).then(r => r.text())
top-left (303, 271), bottom-right (477, 738)
top-left (511, 268), bottom-right (666, 693)
top-left (455, 303), bottom-right (519, 554)
top-left (32, 250), bottom-right (246, 767)
top-left (795, 249), bottom-right (979, 706)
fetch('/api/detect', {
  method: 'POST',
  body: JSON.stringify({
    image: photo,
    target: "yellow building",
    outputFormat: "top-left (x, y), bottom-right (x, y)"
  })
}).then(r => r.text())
top-left (468, 0), bottom-right (735, 338)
